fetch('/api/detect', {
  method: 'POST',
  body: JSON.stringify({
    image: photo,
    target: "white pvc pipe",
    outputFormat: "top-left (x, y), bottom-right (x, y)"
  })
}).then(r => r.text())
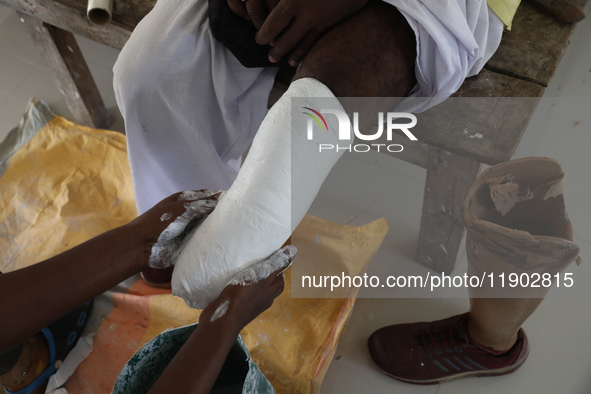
top-left (87, 0), bottom-right (114, 25)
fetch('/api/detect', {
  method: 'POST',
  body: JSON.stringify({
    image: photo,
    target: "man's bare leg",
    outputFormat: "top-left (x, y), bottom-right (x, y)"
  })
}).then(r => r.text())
top-left (294, 0), bottom-right (416, 99)
top-left (294, 0), bottom-right (537, 355)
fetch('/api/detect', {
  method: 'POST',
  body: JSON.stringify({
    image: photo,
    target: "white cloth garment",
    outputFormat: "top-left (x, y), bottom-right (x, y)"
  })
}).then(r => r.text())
top-left (390, 0), bottom-right (504, 112)
top-left (113, 0), bottom-right (504, 214)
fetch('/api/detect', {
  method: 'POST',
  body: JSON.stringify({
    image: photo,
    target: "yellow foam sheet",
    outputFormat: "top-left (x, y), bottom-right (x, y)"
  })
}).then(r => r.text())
top-left (0, 109), bottom-right (389, 393)
top-left (487, 0), bottom-right (522, 29)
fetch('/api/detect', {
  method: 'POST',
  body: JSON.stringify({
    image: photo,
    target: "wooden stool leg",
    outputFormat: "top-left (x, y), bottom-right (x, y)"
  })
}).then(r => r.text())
top-left (19, 13), bottom-right (111, 129)
top-left (416, 147), bottom-right (483, 272)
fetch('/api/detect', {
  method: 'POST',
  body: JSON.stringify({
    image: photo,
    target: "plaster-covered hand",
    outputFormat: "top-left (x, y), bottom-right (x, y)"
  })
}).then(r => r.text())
top-left (199, 245), bottom-right (297, 330)
top-left (147, 246), bottom-right (296, 394)
top-left (255, 0), bottom-right (369, 66)
top-left (128, 190), bottom-right (222, 270)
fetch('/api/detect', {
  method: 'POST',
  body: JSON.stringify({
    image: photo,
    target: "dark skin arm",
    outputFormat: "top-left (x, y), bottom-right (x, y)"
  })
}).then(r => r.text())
top-left (0, 225), bottom-right (144, 355)
top-left (1, 188), bottom-right (295, 394)
top-left (228, 0), bottom-right (370, 67)
top-left (147, 247), bottom-right (296, 394)
top-left (255, 0), bottom-right (369, 66)
top-left (0, 190), bottom-right (219, 355)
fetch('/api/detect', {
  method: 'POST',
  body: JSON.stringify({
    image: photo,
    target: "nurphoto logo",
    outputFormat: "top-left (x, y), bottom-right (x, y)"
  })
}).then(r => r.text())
top-left (302, 107), bottom-right (418, 153)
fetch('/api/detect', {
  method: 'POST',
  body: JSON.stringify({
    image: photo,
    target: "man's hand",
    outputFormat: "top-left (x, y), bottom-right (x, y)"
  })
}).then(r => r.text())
top-left (199, 245), bottom-right (297, 330)
top-left (255, 0), bottom-right (370, 66)
top-left (148, 245), bottom-right (297, 394)
top-left (127, 190), bottom-right (222, 270)
top-left (0, 190), bottom-right (223, 354)
top-left (227, 0), bottom-right (279, 29)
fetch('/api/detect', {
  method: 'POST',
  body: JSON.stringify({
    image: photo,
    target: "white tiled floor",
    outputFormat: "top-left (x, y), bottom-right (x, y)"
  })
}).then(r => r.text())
top-left (1, 3), bottom-right (590, 393)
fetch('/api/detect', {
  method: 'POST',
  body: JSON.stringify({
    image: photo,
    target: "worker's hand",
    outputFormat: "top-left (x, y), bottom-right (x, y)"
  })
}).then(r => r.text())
top-left (255, 0), bottom-right (370, 66)
top-left (199, 245), bottom-right (297, 330)
top-left (227, 0), bottom-right (279, 29)
top-left (127, 190), bottom-right (222, 270)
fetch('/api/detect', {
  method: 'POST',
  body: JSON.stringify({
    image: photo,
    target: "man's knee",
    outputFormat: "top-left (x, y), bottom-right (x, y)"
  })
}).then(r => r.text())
top-left (294, 0), bottom-right (417, 98)
top-left (113, 52), bottom-right (158, 112)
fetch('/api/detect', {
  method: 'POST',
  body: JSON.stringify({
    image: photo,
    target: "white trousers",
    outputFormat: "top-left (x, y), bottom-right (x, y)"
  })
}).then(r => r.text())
top-left (114, 0), bottom-right (503, 214)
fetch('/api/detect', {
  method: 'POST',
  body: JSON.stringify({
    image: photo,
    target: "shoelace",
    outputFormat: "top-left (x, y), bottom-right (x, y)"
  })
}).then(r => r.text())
top-left (419, 317), bottom-right (511, 357)
top-left (420, 318), bottom-right (466, 356)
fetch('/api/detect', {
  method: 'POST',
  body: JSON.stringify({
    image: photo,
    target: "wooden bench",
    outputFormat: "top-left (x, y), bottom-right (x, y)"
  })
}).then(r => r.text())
top-left (0, 0), bottom-right (586, 272)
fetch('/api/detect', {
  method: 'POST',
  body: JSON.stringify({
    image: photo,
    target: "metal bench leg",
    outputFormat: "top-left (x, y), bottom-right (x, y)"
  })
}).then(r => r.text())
top-left (19, 13), bottom-right (111, 129)
top-left (416, 147), bottom-right (482, 272)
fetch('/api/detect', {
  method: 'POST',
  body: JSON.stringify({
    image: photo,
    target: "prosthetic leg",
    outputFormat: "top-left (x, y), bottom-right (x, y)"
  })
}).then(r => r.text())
top-left (464, 157), bottom-right (580, 349)
top-left (368, 157), bottom-right (580, 385)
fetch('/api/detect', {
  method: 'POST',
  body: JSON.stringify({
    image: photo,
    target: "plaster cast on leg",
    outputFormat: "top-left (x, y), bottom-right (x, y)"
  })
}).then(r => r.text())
top-left (172, 78), bottom-right (346, 308)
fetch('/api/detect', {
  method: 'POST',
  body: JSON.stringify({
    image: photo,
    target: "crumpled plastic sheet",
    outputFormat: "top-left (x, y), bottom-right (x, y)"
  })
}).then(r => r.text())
top-left (0, 98), bottom-right (136, 274)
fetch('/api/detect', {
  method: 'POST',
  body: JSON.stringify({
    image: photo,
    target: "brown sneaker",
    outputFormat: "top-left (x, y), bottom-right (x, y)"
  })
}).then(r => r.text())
top-left (368, 312), bottom-right (529, 385)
